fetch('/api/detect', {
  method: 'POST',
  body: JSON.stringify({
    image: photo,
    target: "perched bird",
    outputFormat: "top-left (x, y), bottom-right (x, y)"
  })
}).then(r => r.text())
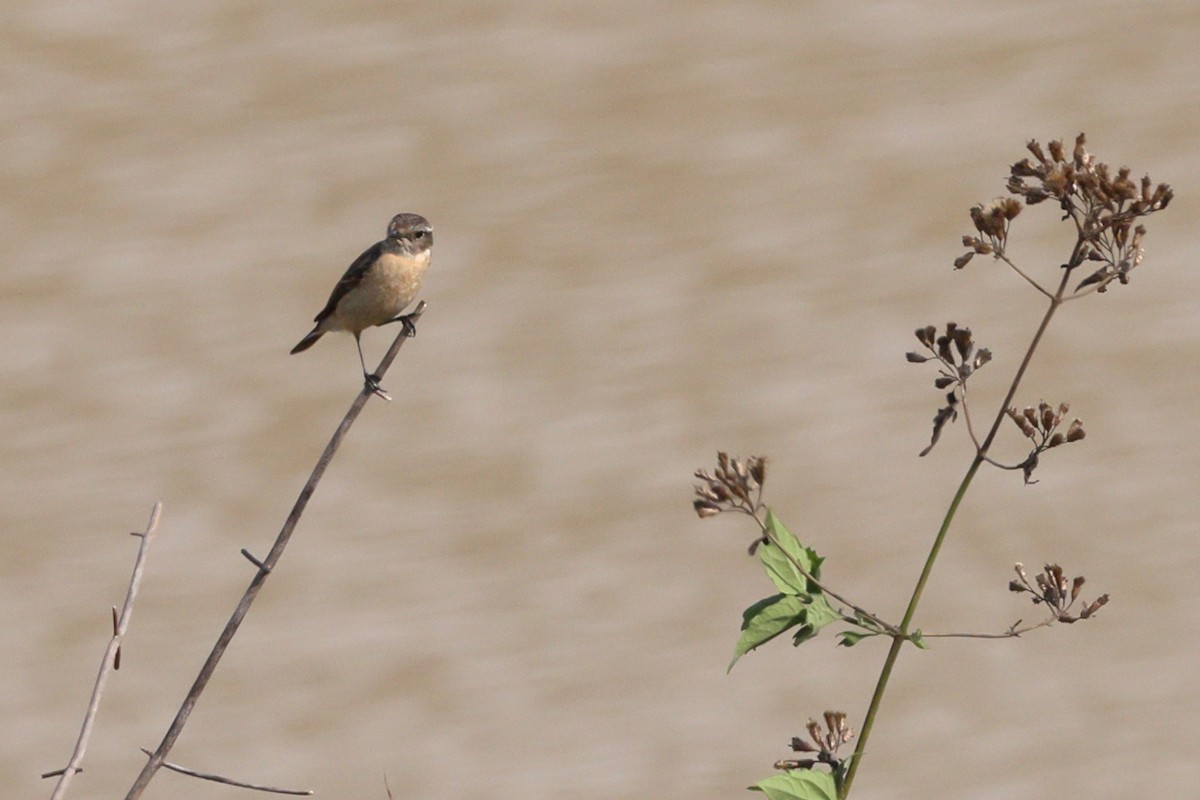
top-left (291, 213), bottom-right (432, 398)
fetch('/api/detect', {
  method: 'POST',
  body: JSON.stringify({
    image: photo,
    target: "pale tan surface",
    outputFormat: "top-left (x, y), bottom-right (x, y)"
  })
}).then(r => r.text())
top-left (3, 3), bottom-right (1199, 798)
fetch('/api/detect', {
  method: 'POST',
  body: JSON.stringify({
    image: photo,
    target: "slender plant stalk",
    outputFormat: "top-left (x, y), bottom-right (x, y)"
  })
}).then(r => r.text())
top-left (49, 503), bottom-right (162, 800)
top-left (137, 748), bottom-right (312, 795)
top-left (700, 139), bottom-right (1173, 796)
top-left (839, 269), bottom-right (1072, 798)
top-left (123, 304), bottom-right (424, 800)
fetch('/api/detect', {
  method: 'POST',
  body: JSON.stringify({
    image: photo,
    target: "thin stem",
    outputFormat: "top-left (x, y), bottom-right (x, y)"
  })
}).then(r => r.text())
top-left (920, 618), bottom-right (1056, 639)
top-left (840, 265), bottom-right (1075, 798)
top-left (123, 304), bottom-right (425, 800)
top-left (138, 749), bottom-right (313, 795)
top-left (998, 253), bottom-right (1053, 299)
top-left (48, 503), bottom-right (162, 800)
top-left (978, 265), bottom-right (1073, 454)
top-left (957, 384), bottom-right (984, 453)
top-left (839, 456), bottom-right (981, 797)
top-left (980, 455), bottom-right (1027, 471)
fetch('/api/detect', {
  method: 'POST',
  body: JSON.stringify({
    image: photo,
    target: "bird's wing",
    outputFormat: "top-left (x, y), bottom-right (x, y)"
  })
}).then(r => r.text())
top-left (312, 240), bottom-right (385, 324)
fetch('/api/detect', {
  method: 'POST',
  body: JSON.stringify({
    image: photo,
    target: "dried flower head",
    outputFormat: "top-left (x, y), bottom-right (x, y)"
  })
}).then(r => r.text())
top-left (775, 711), bottom-right (856, 772)
top-left (956, 197), bottom-right (1023, 268)
top-left (1001, 134), bottom-right (1172, 290)
top-left (908, 323), bottom-right (991, 456)
top-left (957, 134), bottom-right (1171, 283)
top-left (1009, 562), bottom-right (1109, 623)
top-left (1005, 401), bottom-right (1085, 483)
top-left (694, 453), bottom-right (769, 549)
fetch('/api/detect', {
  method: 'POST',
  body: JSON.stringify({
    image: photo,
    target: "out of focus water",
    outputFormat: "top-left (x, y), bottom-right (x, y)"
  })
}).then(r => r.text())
top-left (4, 3), bottom-right (1198, 798)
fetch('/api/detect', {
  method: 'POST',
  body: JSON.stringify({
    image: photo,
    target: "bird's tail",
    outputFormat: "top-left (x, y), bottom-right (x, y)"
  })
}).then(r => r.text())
top-left (290, 329), bottom-right (324, 354)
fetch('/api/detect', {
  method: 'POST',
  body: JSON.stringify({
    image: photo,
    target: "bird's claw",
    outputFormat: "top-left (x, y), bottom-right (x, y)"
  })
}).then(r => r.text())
top-left (385, 313), bottom-right (418, 338)
top-left (364, 374), bottom-right (392, 402)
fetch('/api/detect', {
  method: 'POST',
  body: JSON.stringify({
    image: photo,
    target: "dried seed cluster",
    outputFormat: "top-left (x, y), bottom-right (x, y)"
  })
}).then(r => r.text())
top-left (956, 133), bottom-right (1172, 292)
top-left (1007, 401), bottom-right (1084, 447)
top-left (1005, 401), bottom-right (1085, 483)
top-left (775, 711), bottom-right (855, 771)
top-left (908, 323), bottom-right (991, 457)
top-left (693, 452), bottom-right (767, 520)
top-left (958, 197), bottom-right (1022, 266)
top-left (694, 453), bottom-right (770, 553)
top-left (1009, 563), bottom-right (1109, 623)
top-left (908, 322), bottom-right (992, 387)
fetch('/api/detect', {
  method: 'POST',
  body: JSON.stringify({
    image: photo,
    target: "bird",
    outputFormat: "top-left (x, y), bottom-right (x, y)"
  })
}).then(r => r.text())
top-left (291, 213), bottom-right (432, 399)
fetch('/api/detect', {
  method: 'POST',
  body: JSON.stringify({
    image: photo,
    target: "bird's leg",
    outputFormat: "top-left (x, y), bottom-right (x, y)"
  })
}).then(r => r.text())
top-left (356, 333), bottom-right (391, 401)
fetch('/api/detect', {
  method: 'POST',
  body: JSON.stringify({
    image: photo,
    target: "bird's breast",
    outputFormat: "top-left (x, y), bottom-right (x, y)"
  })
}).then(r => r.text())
top-left (335, 250), bottom-right (430, 331)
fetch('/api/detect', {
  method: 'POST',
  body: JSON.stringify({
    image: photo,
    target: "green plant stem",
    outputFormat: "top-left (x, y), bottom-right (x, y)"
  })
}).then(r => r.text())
top-left (839, 266), bottom-right (1072, 799)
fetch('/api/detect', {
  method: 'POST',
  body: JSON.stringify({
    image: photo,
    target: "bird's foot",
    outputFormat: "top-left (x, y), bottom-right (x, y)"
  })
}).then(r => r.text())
top-left (364, 373), bottom-right (392, 402)
top-left (384, 312), bottom-right (418, 338)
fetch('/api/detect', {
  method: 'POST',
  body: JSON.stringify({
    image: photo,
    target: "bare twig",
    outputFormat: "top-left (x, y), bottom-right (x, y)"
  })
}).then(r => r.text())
top-left (920, 618), bottom-right (1057, 639)
top-left (138, 749), bottom-right (313, 795)
top-left (47, 502), bottom-right (163, 799)
top-left (124, 303), bottom-right (426, 800)
top-left (997, 253), bottom-right (1053, 299)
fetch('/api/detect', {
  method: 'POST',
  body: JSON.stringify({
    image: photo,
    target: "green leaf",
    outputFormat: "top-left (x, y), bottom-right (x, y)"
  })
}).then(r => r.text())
top-left (759, 510), bottom-right (825, 596)
top-left (750, 769), bottom-right (838, 800)
top-left (729, 592), bottom-right (842, 670)
top-left (798, 593), bottom-right (840, 636)
top-left (727, 510), bottom-right (840, 668)
top-left (729, 594), bottom-right (809, 671)
top-left (837, 629), bottom-right (879, 647)
top-left (909, 629), bottom-right (928, 649)
top-left (851, 609), bottom-right (886, 633)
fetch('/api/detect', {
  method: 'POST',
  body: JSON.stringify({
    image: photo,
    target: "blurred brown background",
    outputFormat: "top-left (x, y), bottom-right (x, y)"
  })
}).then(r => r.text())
top-left (3, 2), bottom-right (1197, 798)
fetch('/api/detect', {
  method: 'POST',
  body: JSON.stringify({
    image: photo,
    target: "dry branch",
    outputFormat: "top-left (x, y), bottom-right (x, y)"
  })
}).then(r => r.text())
top-left (124, 303), bottom-right (425, 799)
top-left (139, 749), bottom-right (313, 795)
top-left (48, 502), bottom-right (163, 799)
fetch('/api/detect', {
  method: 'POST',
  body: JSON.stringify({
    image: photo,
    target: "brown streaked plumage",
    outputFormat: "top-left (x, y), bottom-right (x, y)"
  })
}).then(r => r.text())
top-left (291, 212), bottom-right (432, 397)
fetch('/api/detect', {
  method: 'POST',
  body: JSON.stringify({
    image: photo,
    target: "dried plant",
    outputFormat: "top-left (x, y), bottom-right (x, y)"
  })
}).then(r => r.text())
top-left (694, 453), bottom-right (768, 549)
top-left (775, 712), bottom-right (855, 772)
top-left (692, 135), bottom-right (1170, 799)
top-left (119, 305), bottom-right (426, 799)
top-left (1009, 563), bottom-right (1109, 624)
